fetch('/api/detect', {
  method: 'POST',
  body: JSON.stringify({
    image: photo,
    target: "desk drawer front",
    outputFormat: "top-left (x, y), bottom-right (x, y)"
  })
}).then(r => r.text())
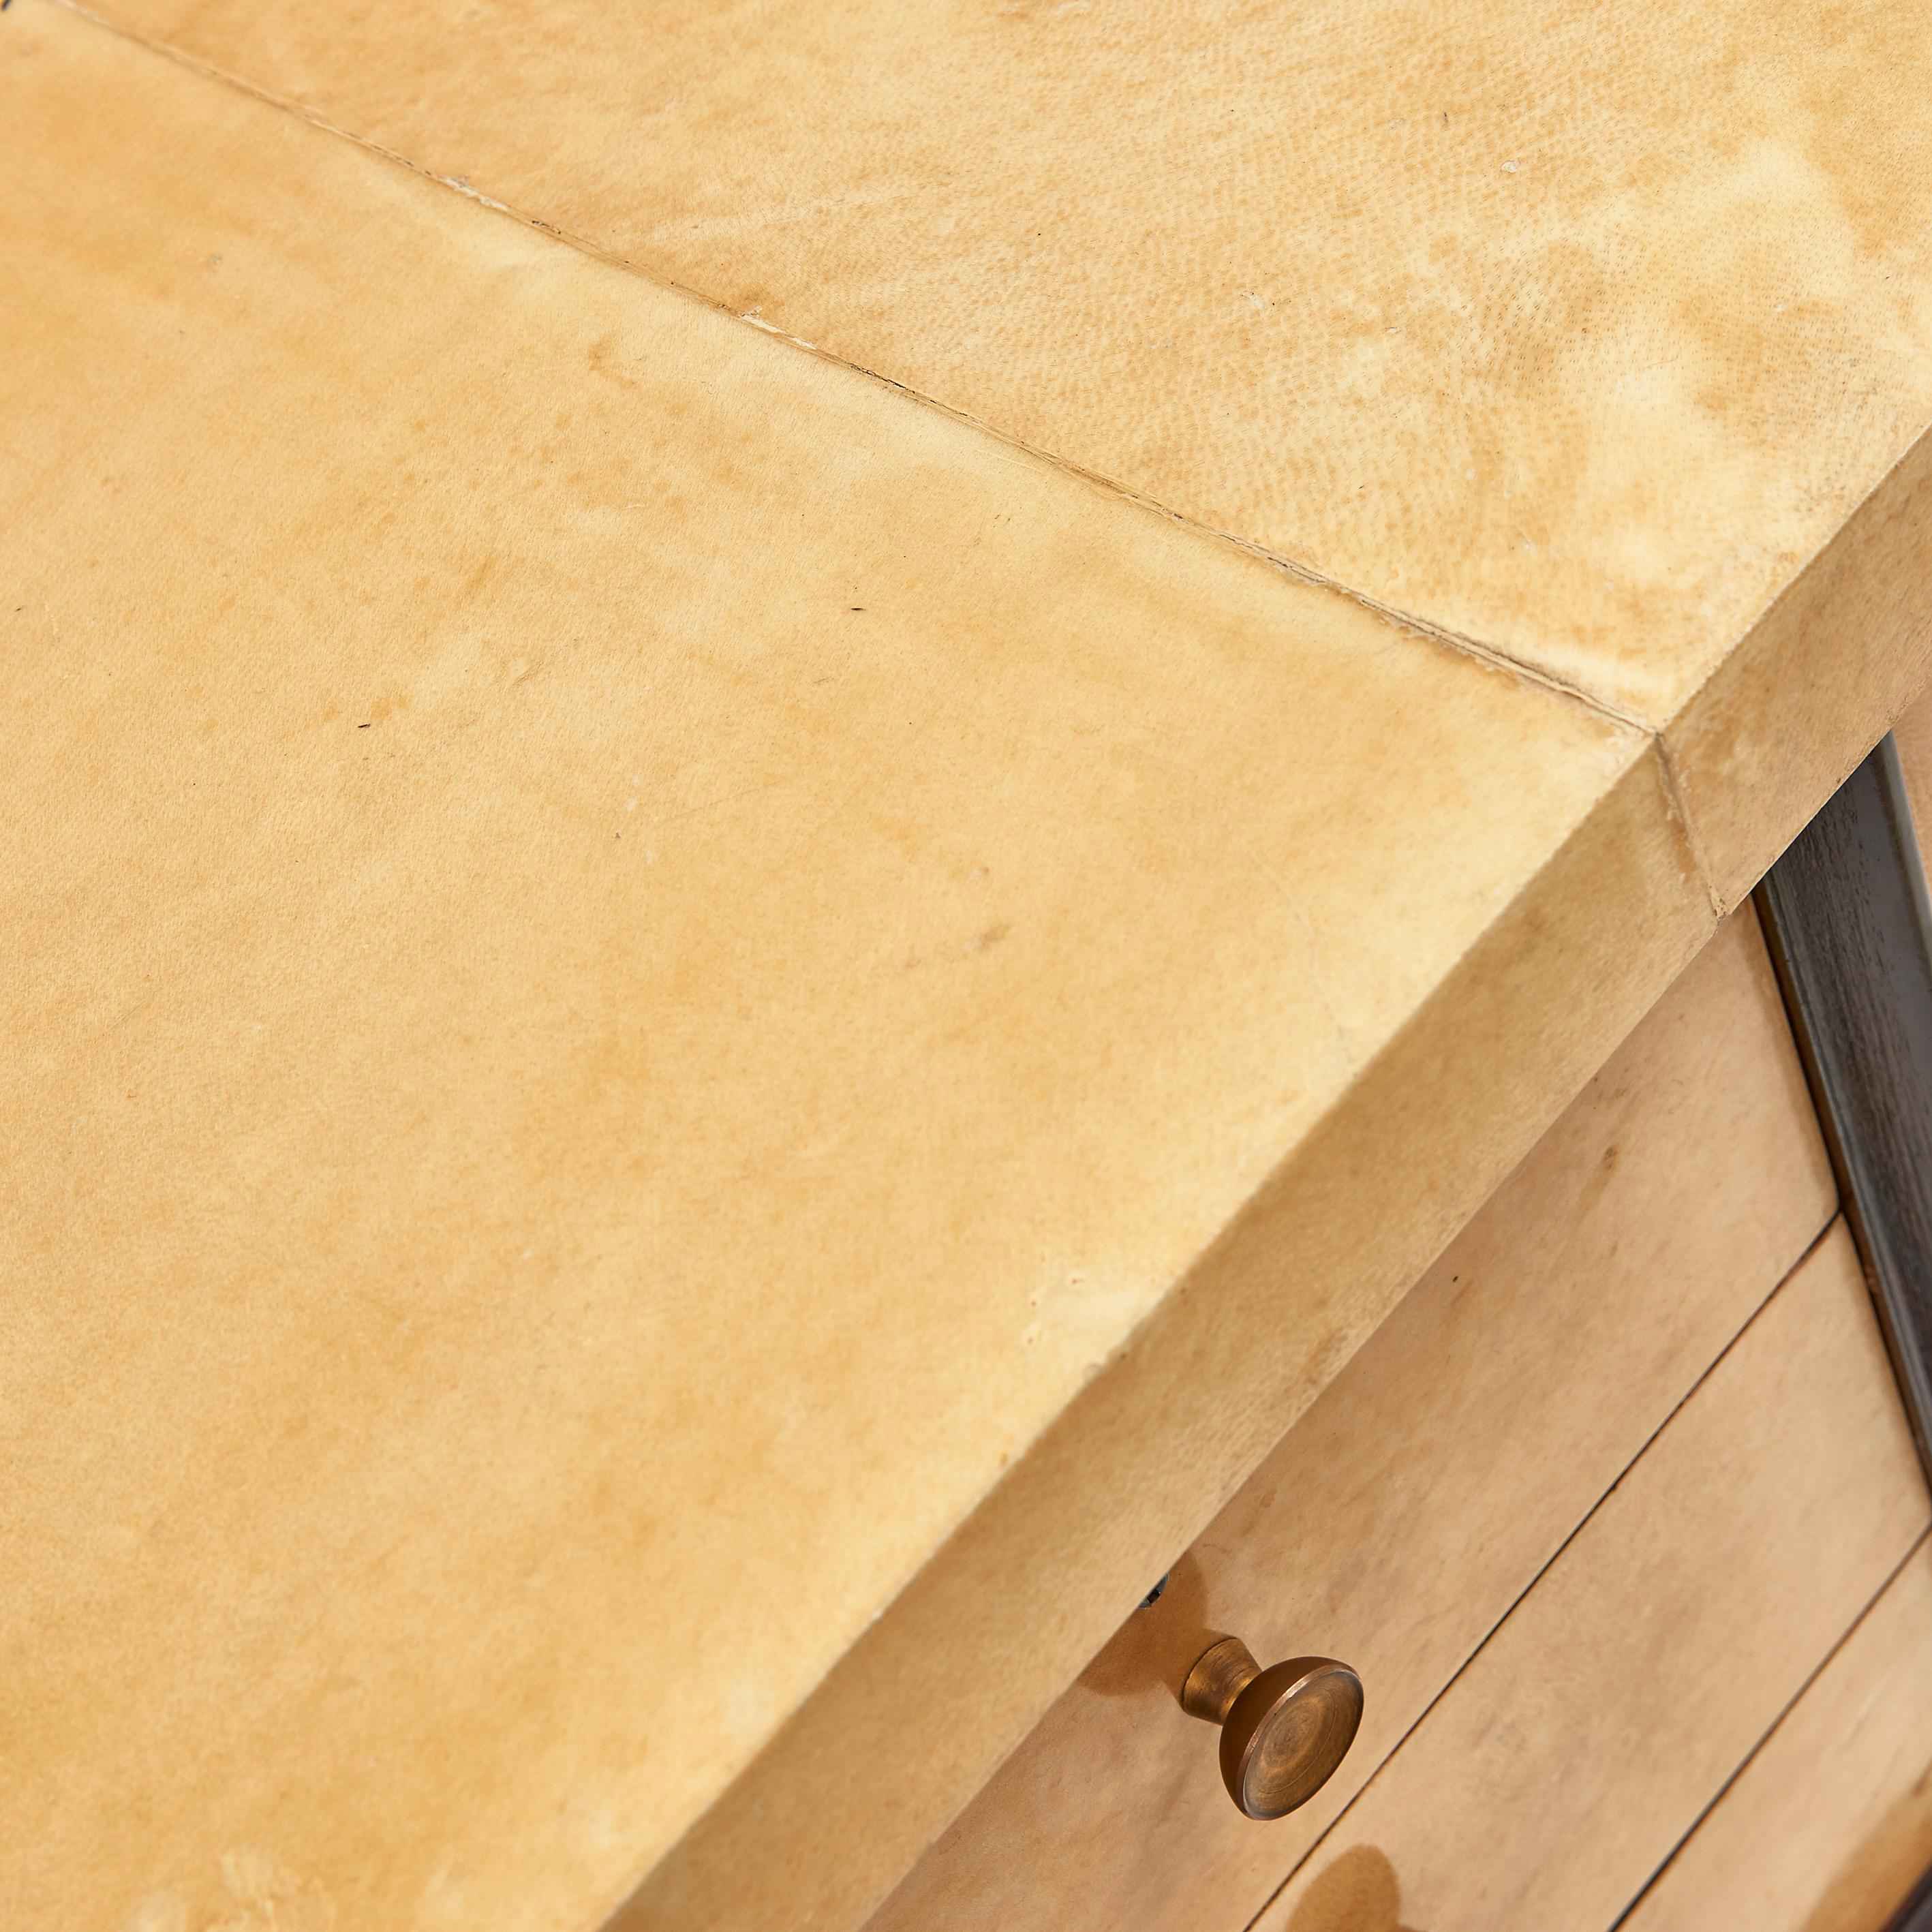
top-left (1257, 1224), bottom-right (1928, 1932)
top-left (866, 908), bottom-right (1835, 1932)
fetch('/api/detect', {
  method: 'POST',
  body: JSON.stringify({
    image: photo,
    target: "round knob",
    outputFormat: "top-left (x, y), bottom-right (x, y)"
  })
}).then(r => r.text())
top-left (1180, 1636), bottom-right (1363, 1820)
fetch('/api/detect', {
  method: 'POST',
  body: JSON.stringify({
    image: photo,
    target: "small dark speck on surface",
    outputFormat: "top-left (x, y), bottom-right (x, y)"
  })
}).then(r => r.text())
top-left (848, 605), bottom-right (865, 612)
top-left (358, 722), bottom-right (371, 729)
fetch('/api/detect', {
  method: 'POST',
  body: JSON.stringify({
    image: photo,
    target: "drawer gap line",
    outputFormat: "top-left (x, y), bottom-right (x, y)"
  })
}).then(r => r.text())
top-left (1238, 1212), bottom-right (1849, 1932)
top-left (1605, 1524), bottom-right (1932, 1932)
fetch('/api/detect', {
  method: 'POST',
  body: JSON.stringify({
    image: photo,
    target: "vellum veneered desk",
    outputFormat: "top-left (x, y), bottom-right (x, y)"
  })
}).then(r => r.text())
top-left (6, 2), bottom-right (1932, 1929)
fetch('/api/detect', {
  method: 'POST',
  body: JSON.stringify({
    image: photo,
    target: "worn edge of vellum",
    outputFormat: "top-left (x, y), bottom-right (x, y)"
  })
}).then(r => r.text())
top-left (610, 746), bottom-right (1714, 1932)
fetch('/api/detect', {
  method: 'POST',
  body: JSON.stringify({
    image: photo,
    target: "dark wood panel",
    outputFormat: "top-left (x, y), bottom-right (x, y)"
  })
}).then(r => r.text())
top-left (1757, 737), bottom-right (1932, 1482)
top-left (1757, 735), bottom-right (1932, 1932)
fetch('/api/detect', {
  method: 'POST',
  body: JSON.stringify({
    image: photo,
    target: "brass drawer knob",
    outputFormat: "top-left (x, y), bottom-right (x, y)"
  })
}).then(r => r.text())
top-left (1180, 1636), bottom-right (1363, 1820)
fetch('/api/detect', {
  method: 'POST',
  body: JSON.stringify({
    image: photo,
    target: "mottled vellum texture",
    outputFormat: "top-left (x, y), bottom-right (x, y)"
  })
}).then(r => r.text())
top-left (13, 0), bottom-right (1913, 1929)
top-left (82, 0), bottom-right (1932, 895)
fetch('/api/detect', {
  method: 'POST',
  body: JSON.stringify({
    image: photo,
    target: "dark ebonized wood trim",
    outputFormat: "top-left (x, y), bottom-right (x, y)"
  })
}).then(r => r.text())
top-left (1757, 736), bottom-right (1932, 1482)
top-left (1755, 736), bottom-right (1932, 1932)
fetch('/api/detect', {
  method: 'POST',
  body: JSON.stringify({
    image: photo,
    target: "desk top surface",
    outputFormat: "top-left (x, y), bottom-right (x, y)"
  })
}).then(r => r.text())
top-left (5, 3), bottom-right (1929, 1930)
top-left (93, 0), bottom-right (1932, 725)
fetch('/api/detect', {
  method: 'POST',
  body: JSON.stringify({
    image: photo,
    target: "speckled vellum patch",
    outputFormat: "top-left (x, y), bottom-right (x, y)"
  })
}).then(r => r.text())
top-left (15, 0), bottom-right (1910, 1928)
top-left (73, 0), bottom-right (1932, 898)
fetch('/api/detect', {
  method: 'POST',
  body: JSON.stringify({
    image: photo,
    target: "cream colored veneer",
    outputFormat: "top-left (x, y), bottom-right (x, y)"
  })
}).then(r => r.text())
top-left (79, 0), bottom-right (1932, 898)
top-left (864, 906), bottom-right (1834, 1932)
top-left (1623, 1535), bottom-right (1932, 1932)
top-left (0, 7), bottom-right (1712, 1931)
top-left (1254, 1223), bottom-right (1929, 1932)
top-left (11, 0), bottom-right (1932, 1927)
top-left (1892, 680), bottom-right (1932, 835)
